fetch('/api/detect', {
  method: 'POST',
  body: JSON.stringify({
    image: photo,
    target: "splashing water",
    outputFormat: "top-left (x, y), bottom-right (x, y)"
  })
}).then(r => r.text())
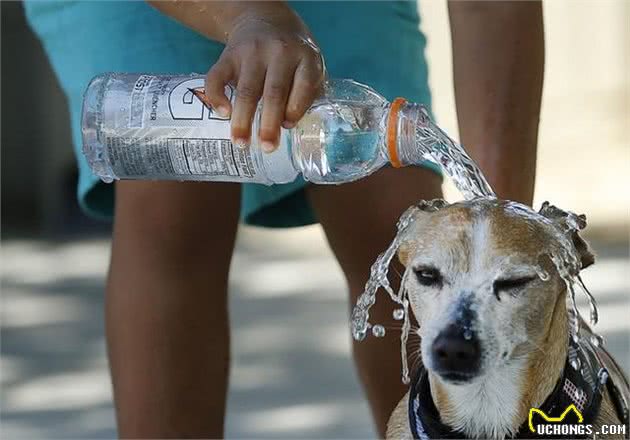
top-left (577, 275), bottom-right (599, 325)
top-left (351, 196), bottom-right (604, 384)
top-left (350, 110), bottom-right (497, 383)
top-left (350, 205), bottom-right (418, 342)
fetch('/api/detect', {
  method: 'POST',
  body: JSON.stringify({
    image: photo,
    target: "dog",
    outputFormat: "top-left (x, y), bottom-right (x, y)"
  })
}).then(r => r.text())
top-left (385, 199), bottom-right (629, 439)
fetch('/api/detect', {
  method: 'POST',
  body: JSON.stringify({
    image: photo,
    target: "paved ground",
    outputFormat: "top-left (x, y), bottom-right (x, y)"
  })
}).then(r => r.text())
top-left (1, 225), bottom-right (628, 439)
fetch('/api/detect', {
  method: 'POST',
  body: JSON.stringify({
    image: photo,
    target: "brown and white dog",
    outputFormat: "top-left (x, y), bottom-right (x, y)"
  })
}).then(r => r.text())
top-left (386, 199), bottom-right (629, 440)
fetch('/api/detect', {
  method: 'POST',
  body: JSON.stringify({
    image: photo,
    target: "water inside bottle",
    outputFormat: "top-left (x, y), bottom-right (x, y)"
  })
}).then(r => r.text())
top-left (291, 80), bottom-right (389, 183)
top-left (296, 101), bottom-right (383, 182)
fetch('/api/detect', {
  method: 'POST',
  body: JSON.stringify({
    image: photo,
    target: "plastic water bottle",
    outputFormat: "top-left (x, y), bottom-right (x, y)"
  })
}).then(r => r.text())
top-left (82, 73), bottom-right (440, 186)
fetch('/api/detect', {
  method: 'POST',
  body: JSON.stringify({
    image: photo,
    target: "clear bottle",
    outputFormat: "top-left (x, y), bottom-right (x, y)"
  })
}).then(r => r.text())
top-left (82, 73), bottom-right (493, 198)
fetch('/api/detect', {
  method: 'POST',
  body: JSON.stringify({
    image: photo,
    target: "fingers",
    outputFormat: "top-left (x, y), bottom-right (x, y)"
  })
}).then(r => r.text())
top-left (231, 62), bottom-right (266, 145)
top-left (258, 62), bottom-right (294, 152)
top-left (284, 58), bottom-right (324, 129)
top-left (209, 33), bottom-right (325, 151)
top-left (204, 58), bottom-right (234, 118)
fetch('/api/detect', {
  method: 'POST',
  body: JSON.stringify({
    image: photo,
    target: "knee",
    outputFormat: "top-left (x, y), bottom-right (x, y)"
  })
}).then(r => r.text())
top-left (111, 181), bottom-right (240, 266)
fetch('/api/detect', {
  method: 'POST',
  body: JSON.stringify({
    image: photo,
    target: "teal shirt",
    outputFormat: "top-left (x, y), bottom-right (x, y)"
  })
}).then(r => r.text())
top-left (24, 1), bottom-right (437, 227)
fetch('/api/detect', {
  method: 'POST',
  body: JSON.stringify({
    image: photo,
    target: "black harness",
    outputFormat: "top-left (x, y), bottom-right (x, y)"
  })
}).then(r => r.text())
top-left (408, 337), bottom-right (629, 439)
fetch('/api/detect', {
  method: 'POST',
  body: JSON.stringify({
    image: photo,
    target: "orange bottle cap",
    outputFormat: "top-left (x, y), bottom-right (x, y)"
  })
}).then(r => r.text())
top-left (387, 97), bottom-right (407, 168)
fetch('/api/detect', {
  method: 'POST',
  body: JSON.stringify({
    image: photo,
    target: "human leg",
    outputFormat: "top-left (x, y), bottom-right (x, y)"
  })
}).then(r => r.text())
top-left (106, 181), bottom-right (239, 438)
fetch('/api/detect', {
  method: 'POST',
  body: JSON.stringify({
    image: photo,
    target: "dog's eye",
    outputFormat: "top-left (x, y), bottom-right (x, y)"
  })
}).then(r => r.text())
top-left (493, 276), bottom-right (536, 298)
top-left (414, 266), bottom-right (443, 287)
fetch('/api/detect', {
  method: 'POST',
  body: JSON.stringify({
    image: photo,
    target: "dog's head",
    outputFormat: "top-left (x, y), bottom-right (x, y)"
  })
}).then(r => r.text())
top-left (398, 199), bottom-right (594, 385)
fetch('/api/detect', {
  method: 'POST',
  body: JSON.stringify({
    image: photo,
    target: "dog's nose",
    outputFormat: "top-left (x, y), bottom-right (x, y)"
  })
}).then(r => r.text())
top-left (431, 324), bottom-right (481, 379)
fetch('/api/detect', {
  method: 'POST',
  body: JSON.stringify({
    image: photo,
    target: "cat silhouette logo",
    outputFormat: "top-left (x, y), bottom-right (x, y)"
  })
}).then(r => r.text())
top-left (528, 404), bottom-right (584, 433)
top-left (168, 78), bottom-right (232, 121)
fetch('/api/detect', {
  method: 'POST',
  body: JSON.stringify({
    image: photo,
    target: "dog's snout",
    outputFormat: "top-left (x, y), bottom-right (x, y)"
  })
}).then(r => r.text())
top-left (431, 324), bottom-right (481, 381)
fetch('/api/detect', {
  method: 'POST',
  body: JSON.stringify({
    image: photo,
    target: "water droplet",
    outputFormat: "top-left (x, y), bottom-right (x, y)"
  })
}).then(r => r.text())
top-left (566, 212), bottom-right (587, 232)
top-left (372, 325), bottom-right (386, 338)
top-left (353, 329), bottom-right (367, 341)
top-left (570, 358), bottom-right (581, 370)
top-left (463, 328), bottom-right (473, 340)
top-left (566, 212), bottom-right (581, 231)
top-left (567, 284), bottom-right (581, 337)
top-left (576, 275), bottom-right (599, 326)
top-left (590, 334), bottom-right (604, 347)
top-left (393, 309), bottom-right (405, 320)
top-left (398, 299), bottom-right (412, 385)
top-left (536, 268), bottom-right (550, 281)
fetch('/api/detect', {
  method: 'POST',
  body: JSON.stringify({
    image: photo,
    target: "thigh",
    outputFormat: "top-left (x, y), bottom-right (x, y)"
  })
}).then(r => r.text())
top-left (307, 167), bottom-right (442, 292)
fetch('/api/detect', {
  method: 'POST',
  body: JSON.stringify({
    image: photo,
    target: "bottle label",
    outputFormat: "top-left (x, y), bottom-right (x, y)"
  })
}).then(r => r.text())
top-left (105, 136), bottom-right (257, 179)
top-left (101, 75), bottom-right (263, 182)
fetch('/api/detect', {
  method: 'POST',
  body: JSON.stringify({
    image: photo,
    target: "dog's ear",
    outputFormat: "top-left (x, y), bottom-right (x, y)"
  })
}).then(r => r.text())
top-left (397, 199), bottom-right (448, 266)
top-left (538, 202), bottom-right (595, 270)
top-left (398, 240), bottom-right (415, 267)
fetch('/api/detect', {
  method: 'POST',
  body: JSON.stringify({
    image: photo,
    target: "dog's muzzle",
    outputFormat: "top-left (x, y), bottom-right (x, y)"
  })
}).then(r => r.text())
top-left (431, 323), bottom-right (481, 382)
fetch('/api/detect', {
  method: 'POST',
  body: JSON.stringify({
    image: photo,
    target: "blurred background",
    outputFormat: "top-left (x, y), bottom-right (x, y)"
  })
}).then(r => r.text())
top-left (2, 1), bottom-right (628, 438)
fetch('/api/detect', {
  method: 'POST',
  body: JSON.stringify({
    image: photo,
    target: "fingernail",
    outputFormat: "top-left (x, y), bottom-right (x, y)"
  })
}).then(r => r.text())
top-left (282, 121), bottom-right (296, 129)
top-left (233, 138), bottom-right (249, 149)
top-left (190, 88), bottom-right (212, 109)
top-left (215, 105), bottom-right (230, 118)
top-left (261, 141), bottom-right (276, 153)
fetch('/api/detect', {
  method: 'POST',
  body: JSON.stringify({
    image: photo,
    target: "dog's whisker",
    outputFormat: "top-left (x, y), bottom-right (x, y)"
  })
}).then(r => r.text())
top-left (391, 264), bottom-right (405, 281)
top-left (409, 350), bottom-right (424, 373)
top-left (411, 356), bottom-right (423, 371)
top-left (523, 339), bottom-right (547, 355)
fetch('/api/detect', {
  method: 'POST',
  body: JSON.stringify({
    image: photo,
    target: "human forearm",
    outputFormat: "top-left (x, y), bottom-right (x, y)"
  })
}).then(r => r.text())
top-left (147, 0), bottom-right (304, 44)
top-left (448, 1), bottom-right (544, 204)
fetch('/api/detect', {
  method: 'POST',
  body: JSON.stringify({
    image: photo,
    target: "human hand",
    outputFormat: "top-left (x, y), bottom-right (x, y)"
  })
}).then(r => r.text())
top-left (204, 7), bottom-right (325, 152)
